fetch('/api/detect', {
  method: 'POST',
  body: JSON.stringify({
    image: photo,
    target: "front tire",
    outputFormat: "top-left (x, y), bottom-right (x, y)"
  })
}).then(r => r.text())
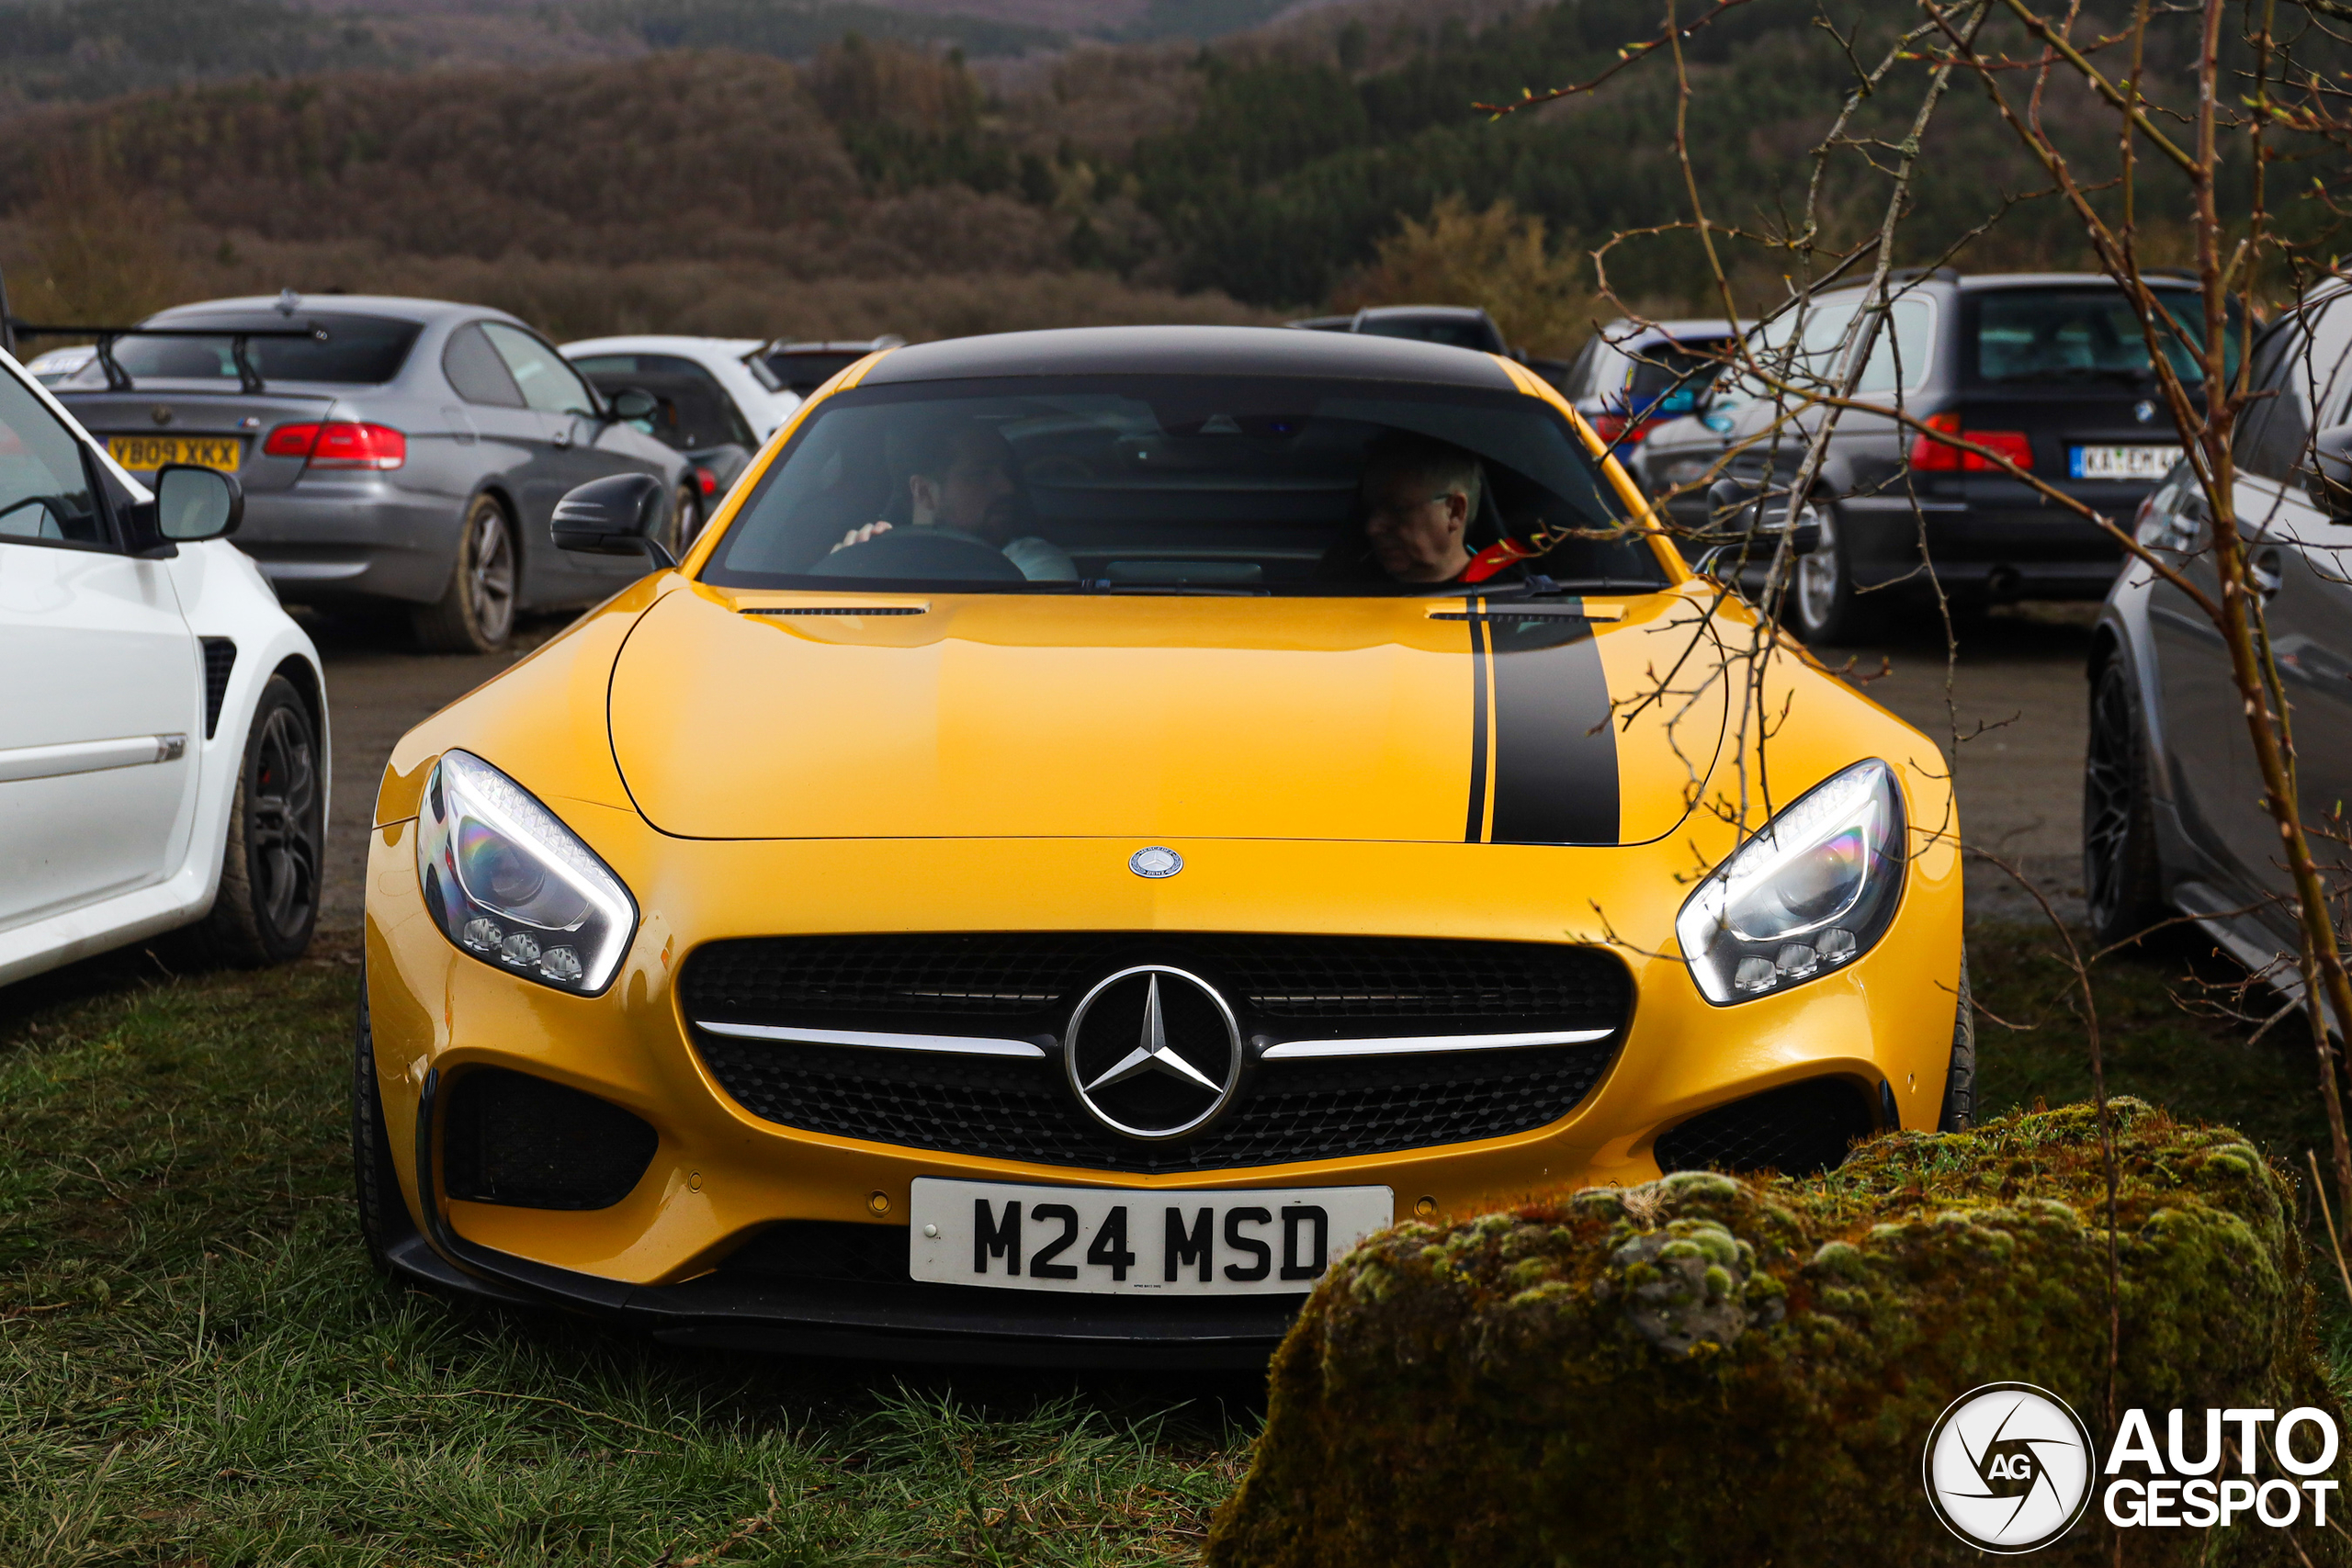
top-left (2083, 655), bottom-right (2168, 947)
top-left (413, 492), bottom-right (517, 653)
top-left (352, 959), bottom-right (412, 1271)
top-left (1938, 958), bottom-right (1976, 1133)
top-left (179, 674), bottom-right (322, 967)
top-left (1789, 496), bottom-right (1883, 646)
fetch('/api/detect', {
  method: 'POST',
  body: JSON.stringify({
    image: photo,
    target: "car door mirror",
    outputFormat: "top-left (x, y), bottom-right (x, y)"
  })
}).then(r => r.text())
top-left (154, 464), bottom-right (243, 542)
top-left (2312, 424), bottom-right (2352, 523)
top-left (607, 387), bottom-right (658, 422)
top-left (551, 473), bottom-right (677, 568)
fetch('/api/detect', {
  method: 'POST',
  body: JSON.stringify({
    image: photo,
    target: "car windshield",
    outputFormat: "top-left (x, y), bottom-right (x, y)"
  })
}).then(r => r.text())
top-left (1970, 288), bottom-right (2243, 386)
top-left (700, 375), bottom-right (1660, 595)
top-left (75, 311), bottom-right (422, 386)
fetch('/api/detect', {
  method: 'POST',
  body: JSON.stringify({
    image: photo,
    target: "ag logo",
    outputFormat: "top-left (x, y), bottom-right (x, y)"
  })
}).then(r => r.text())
top-left (1924, 1383), bottom-right (2096, 1553)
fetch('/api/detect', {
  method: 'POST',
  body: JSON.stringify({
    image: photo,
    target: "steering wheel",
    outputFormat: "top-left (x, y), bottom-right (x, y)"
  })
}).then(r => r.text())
top-left (808, 527), bottom-right (1027, 582)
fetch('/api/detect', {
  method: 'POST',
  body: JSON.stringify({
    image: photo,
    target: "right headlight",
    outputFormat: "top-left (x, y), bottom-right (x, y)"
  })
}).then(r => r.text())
top-left (1675, 759), bottom-right (1905, 1005)
top-left (415, 750), bottom-right (638, 996)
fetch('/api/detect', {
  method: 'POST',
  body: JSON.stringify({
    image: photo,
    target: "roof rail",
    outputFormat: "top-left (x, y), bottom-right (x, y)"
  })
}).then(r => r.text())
top-left (1881, 265), bottom-right (1961, 285)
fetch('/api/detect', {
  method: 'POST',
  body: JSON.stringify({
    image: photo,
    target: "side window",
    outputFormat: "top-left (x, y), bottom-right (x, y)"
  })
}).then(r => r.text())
top-left (443, 323), bottom-right (525, 408)
top-left (1794, 301), bottom-right (1860, 386)
top-left (481, 321), bottom-right (598, 417)
top-left (1853, 299), bottom-right (1937, 395)
top-left (2235, 321), bottom-right (2305, 482)
top-left (0, 373), bottom-right (106, 546)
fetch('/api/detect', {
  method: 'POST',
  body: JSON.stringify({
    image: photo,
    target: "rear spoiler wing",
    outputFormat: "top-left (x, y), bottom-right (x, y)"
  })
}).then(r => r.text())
top-left (0, 266), bottom-right (326, 394)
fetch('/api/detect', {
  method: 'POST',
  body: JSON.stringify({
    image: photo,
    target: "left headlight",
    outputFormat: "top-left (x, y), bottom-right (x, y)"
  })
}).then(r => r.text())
top-left (1675, 758), bottom-right (1905, 1005)
top-left (416, 750), bottom-right (638, 996)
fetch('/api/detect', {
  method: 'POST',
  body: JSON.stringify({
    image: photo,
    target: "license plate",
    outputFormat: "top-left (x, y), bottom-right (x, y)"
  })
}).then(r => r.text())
top-left (2069, 444), bottom-right (2180, 480)
top-left (908, 1178), bottom-right (1394, 1296)
top-left (107, 435), bottom-right (241, 473)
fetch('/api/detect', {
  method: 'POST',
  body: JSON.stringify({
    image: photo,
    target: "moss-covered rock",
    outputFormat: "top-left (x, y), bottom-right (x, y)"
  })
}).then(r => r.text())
top-left (1208, 1101), bottom-right (2346, 1567)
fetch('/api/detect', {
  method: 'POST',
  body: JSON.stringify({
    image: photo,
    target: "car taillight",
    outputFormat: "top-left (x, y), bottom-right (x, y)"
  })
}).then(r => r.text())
top-left (1588, 413), bottom-right (1658, 446)
top-left (262, 421), bottom-right (406, 470)
top-left (693, 466), bottom-right (718, 497)
top-left (1907, 411), bottom-right (2032, 472)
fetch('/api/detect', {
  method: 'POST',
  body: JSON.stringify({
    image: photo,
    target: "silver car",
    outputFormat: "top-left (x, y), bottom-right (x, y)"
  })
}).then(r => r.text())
top-left (2086, 277), bottom-right (2352, 976)
top-left (50, 293), bottom-right (688, 650)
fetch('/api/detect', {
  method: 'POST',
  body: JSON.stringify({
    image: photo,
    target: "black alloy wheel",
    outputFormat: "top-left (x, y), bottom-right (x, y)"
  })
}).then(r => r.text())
top-left (2083, 655), bottom-right (2169, 947)
top-left (181, 674), bottom-right (322, 966)
top-left (413, 492), bottom-right (518, 652)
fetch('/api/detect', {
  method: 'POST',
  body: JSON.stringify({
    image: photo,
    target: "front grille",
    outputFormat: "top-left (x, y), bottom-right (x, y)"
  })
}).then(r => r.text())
top-left (682, 933), bottom-right (1629, 1173)
top-left (442, 1068), bottom-right (659, 1209)
top-left (1654, 1077), bottom-right (1876, 1177)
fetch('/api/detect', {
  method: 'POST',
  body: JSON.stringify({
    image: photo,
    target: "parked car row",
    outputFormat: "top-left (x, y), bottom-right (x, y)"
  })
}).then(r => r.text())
top-left (1638, 268), bottom-right (2235, 643)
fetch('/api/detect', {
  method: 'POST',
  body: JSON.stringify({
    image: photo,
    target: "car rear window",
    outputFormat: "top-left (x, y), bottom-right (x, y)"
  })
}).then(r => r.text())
top-left (573, 354), bottom-right (758, 451)
top-left (1968, 288), bottom-right (2242, 387)
top-left (701, 374), bottom-right (1658, 595)
top-left (94, 312), bottom-right (422, 386)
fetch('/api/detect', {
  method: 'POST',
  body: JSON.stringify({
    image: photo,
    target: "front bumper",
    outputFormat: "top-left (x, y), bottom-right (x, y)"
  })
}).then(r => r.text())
top-left (364, 805), bottom-right (1963, 1359)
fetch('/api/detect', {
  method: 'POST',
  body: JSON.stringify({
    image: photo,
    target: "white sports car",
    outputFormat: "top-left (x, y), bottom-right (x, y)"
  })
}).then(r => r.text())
top-left (0, 348), bottom-right (329, 986)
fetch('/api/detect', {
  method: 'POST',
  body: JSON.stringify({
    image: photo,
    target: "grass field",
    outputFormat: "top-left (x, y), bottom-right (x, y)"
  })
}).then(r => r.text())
top-left (2, 917), bottom-right (2346, 1563)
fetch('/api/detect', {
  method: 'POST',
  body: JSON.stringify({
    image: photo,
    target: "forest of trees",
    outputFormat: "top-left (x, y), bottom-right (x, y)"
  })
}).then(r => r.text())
top-left (0, 0), bottom-right (2312, 344)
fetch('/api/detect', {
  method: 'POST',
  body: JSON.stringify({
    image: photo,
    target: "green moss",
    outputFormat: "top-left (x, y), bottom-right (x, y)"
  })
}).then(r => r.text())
top-left (1208, 1100), bottom-right (2346, 1567)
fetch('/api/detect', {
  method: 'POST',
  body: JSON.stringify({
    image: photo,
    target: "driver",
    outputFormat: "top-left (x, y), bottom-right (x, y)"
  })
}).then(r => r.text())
top-left (831, 417), bottom-right (1075, 581)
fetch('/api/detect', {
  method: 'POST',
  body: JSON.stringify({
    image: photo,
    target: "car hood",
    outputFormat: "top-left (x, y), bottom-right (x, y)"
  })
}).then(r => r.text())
top-left (607, 585), bottom-right (1729, 845)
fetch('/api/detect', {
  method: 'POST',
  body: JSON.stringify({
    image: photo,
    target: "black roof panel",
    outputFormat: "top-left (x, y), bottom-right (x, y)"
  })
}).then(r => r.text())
top-left (859, 326), bottom-right (1520, 389)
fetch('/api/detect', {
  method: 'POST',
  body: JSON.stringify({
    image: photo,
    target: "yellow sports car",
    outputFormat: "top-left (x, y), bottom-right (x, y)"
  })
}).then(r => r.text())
top-left (356, 327), bottom-right (1964, 1363)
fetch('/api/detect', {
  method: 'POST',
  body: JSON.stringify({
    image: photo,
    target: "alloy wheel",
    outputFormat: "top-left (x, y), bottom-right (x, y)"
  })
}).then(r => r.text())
top-left (248, 704), bottom-right (321, 942)
top-left (469, 506), bottom-right (516, 645)
top-left (1793, 498), bottom-right (1839, 631)
top-left (2082, 664), bottom-right (2136, 930)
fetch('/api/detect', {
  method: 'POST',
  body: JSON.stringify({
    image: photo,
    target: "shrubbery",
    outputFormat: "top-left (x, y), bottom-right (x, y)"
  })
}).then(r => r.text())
top-left (1209, 1101), bottom-right (2348, 1567)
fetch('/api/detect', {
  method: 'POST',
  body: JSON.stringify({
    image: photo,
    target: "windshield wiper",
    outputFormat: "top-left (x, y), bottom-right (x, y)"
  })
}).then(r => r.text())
top-left (1467, 576), bottom-right (1669, 601)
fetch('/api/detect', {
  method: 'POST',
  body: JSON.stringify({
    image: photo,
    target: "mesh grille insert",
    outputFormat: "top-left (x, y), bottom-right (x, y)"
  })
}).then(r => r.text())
top-left (1653, 1078), bottom-right (1876, 1177)
top-left (199, 637), bottom-right (236, 739)
top-left (681, 933), bottom-right (1630, 1172)
top-left (443, 1068), bottom-right (659, 1209)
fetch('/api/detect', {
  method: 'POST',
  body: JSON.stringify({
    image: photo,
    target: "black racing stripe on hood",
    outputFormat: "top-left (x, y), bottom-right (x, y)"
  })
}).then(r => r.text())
top-left (1485, 610), bottom-right (1619, 845)
top-left (1464, 611), bottom-right (1491, 842)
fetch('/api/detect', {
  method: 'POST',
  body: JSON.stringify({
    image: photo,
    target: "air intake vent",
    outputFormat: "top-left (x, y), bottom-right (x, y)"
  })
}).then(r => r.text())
top-left (1654, 1078), bottom-right (1877, 1177)
top-left (199, 637), bottom-right (236, 739)
top-left (441, 1068), bottom-right (658, 1209)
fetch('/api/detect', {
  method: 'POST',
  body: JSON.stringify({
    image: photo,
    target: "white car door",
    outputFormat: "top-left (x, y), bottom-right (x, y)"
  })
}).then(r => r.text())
top-left (0, 368), bottom-right (202, 931)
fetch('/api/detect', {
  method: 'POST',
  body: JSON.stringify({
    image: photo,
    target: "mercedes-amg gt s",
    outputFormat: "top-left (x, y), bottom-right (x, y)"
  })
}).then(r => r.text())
top-left (355, 326), bottom-right (1965, 1365)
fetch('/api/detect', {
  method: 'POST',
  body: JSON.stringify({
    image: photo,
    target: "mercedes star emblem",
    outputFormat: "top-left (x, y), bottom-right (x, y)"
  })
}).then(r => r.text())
top-left (1064, 965), bottom-right (1240, 1140)
top-left (1129, 845), bottom-right (1182, 878)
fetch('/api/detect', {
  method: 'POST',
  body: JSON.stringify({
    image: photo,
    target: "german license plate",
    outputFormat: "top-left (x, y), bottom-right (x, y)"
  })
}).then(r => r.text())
top-left (107, 435), bottom-right (241, 472)
top-left (2069, 444), bottom-right (2180, 480)
top-left (908, 1178), bottom-right (1393, 1296)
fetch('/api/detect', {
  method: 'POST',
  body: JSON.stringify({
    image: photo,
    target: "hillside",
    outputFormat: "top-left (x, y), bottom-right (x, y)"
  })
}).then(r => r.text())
top-left (0, 0), bottom-right (2301, 347)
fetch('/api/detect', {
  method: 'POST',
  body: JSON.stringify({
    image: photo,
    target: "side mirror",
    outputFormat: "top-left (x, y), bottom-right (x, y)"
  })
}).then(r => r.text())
top-left (1693, 476), bottom-right (1819, 577)
top-left (552, 473), bottom-right (677, 568)
top-left (2314, 425), bottom-right (2352, 524)
top-left (607, 387), bottom-right (658, 422)
top-left (155, 464), bottom-right (243, 542)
